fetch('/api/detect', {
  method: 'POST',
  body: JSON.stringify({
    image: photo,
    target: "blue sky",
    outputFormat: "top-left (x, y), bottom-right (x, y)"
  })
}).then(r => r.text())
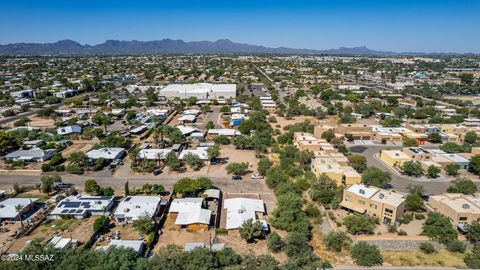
top-left (1, 0), bottom-right (479, 53)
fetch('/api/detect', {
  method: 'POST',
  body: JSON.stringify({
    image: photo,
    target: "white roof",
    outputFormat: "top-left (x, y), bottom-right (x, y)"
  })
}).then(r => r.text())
top-left (160, 83), bottom-right (236, 97)
top-left (371, 190), bottom-right (405, 207)
top-left (183, 109), bottom-right (201, 115)
top-left (48, 236), bottom-right (76, 249)
top-left (176, 125), bottom-right (198, 135)
top-left (50, 195), bottom-right (114, 216)
top-left (0, 198), bottom-right (38, 219)
top-left (440, 153), bottom-right (469, 163)
top-left (179, 147), bottom-right (209, 160)
top-left (346, 184), bottom-right (379, 199)
top-left (114, 196), bottom-right (161, 221)
top-left (207, 129), bottom-right (241, 136)
top-left (146, 109), bottom-right (169, 116)
top-left (107, 240), bottom-right (143, 253)
top-left (179, 115), bottom-right (196, 121)
top-left (86, 148), bottom-right (125, 160)
top-left (138, 148), bottom-right (172, 160)
top-left (224, 198), bottom-right (265, 230)
top-left (169, 198), bottom-right (203, 213)
top-left (175, 208), bottom-right (211, 225)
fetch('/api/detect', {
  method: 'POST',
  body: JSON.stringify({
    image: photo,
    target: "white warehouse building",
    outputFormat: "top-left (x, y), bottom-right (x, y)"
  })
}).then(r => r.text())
top-left (159, 83), bottom-right (236, 99)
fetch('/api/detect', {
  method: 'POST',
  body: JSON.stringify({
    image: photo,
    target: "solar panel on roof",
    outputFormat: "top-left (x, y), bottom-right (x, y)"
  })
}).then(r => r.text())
top-left (69, 209), bottom-right (77, 213)
top-left (76, 209), bottom-right (83, 213)
top-left (61, 209), bottom-right (69, 213)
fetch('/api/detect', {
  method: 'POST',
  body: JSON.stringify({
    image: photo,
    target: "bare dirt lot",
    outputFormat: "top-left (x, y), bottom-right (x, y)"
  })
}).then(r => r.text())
top-left (61, 139), bottom-right (98, 158)
top-left (6, 217), bottom-right (97, 253)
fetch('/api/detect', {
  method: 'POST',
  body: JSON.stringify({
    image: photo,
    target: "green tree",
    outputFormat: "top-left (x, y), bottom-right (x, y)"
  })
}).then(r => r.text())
top-left (92, 111), bottom-right (111, 131)
top-left (447, 177), bottom-right (477, 194)
top-left (464, 131), bottom-right (478, 144)
top-left (206, 144), bottom-right (220, 160)
top-left (309, 174), bottom-right (338, 206)
top-left (283, 232), bottom-right (310, 257)
top-left (422, 212), bottom-right (458, 244)
top-left (68, 151), bottom-right (87, 167)
top-left (226, 162), bottom-right (249, 175)
top-left (84, 179), bottom-right (100, 195)
top-left (39, 176), bottom-right (62, 193)
top-left (427, 165), bottom-right (441, 178)
top-left (467, 221), bottom-right (480, 244)
top-left (0, 131), bottom-right (21, 154)
top-left (419, 242), bottom-right (436, 254)
top-left (214, 135), bottom-right (230, 145)
top-left (361, 167), bottom-right (391, 188)
top-left (165, 151), bottom-right (181, 171)
top-left (205, 121), bottom-right (215, 130)
top-left (428, 132), bottom-right (443, 143)
top-left (403, 137), bottom-right (419, 147)
top-left (133, 215), bottom-right (155, 234)
top-left (405, 185), bottom-right (425, 212)
top-left (184, 153), bottom-right (204, 170)
top-left (257, 157), bottom-right (273, 176)
top-left (350, 242), bottom-right (383, 267)
top-left (347, 154), bottom-right (367, 173)
top-left (321, 130), bottom-right (335, 142)
top-left (124, 181), bottom-right (129, 195)
top-left (444, 163), bottom-right (460, 176)
top-left (446, 240), bottom-right (466, 253)
top-left (343, 215), bottom-right (377, 235)
top-left (239, 219), bottom-right (263, 242)
top-left (401, 160), bottom-right (424, 176)
top-left (464, 244), bottom-right (480, 269)
top-left (266, 232), bottom-right (284, 253)
top-left (323, 231), bottom-right (351, 252)
top-left (470, 155), bottom-right (480, 175)
top-left (93, 216), bottom-right (110, 233)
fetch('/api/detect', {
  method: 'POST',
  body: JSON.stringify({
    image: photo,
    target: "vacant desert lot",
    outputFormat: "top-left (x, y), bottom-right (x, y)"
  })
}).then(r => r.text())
top-left (6, 217), bottom-right (97, 253)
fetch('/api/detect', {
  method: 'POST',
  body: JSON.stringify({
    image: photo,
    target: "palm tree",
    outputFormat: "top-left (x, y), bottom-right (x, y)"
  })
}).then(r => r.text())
top-left (15, 204), bottom-right (24, 230)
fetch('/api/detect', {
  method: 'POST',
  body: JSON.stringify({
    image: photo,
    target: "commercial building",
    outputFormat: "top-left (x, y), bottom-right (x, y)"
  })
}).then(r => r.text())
top-left (159, 83), bottom-right (236, 99)
top-left (340, 184), bottom-right (406, 224)
top-left (429, 193), bottom-right (480, 228)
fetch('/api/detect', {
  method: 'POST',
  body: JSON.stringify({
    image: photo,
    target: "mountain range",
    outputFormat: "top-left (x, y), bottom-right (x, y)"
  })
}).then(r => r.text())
top-left (0, 39), bottom-right (467, 56)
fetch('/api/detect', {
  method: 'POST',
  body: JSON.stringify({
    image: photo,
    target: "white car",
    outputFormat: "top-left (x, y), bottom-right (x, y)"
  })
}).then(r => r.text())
top-left (251, 173), bottom-right (264, 179)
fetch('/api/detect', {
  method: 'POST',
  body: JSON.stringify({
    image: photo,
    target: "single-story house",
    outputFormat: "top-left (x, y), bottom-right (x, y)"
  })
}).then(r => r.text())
top-left (96, 240), bottom-right (144, 254)
top-left (179, 115), bottom-right (197, 123)
top-left (0, 198), bottom-right (38, 221)
top-left (113, 196), bottom-right (162, 223)
top-left (169, 198), bottom-right (211, 231)
top-left (224, 198), bottom-right (267, 230)
top-left (137, 149), bottom-right (172, 160)
top-left (47, 236), bottom-right (79, 249)
top-left (179, 147), bottom-right (209, 160)
top-left (86, 148), bottom-right (126, 162)
top-left (5, 148), bottom-right (56, 162)
top-left (207, 129), bottom-right (241, 138)
top-left (49, 195), bottom-right (114, 219)
top-left (57, 125), bottom-right (82, 136)
top-left (176, 125), bottom-right (199, 136)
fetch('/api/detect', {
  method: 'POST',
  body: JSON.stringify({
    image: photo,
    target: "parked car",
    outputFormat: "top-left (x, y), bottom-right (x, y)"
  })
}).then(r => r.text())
top-left (153, 168), bottom-right (162, 176)
top-left (251, 173), bottom-right (264, 179)
top-left (232, 175), bottom-right (242, 180)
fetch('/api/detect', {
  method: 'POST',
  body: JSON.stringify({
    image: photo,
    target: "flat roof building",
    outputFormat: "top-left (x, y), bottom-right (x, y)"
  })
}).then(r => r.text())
top-left (159, 83), bottom-right (236, 99)
top-left (114, 196), bottom-right (162, 223)
top-left (50, 195), bottom-right (114, 219)
top-left (429, 193), bottom-right (480, 228)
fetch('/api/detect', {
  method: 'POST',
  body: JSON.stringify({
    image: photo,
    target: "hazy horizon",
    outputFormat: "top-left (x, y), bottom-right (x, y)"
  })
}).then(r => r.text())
top-left (1, 0), bottom-right (479, 53)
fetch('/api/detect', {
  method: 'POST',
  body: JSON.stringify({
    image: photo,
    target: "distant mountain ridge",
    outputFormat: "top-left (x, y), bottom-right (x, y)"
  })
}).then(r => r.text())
top-left (0, 39), bottom-right (469, 56)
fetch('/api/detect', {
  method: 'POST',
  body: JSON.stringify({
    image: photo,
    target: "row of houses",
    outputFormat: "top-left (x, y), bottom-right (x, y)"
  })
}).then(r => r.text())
top-left (313, 123), bottom-right (480, 145)
top-left (380, 147), bottom-right (471, 171)
top-left (293, 132), bottom-right (361, 186)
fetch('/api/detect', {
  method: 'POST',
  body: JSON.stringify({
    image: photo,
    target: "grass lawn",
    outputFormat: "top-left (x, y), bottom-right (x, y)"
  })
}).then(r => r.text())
top-left (15, 193), bottom-right (50, 202)
top-left (382, 250), bottom-right (466, 268)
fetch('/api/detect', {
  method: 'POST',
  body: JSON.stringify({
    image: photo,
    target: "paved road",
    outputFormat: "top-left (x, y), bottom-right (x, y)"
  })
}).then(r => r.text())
top-left (349, 144), bottom-right (480, 194)
top-left (0, 109), bottom-right (42, 125)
